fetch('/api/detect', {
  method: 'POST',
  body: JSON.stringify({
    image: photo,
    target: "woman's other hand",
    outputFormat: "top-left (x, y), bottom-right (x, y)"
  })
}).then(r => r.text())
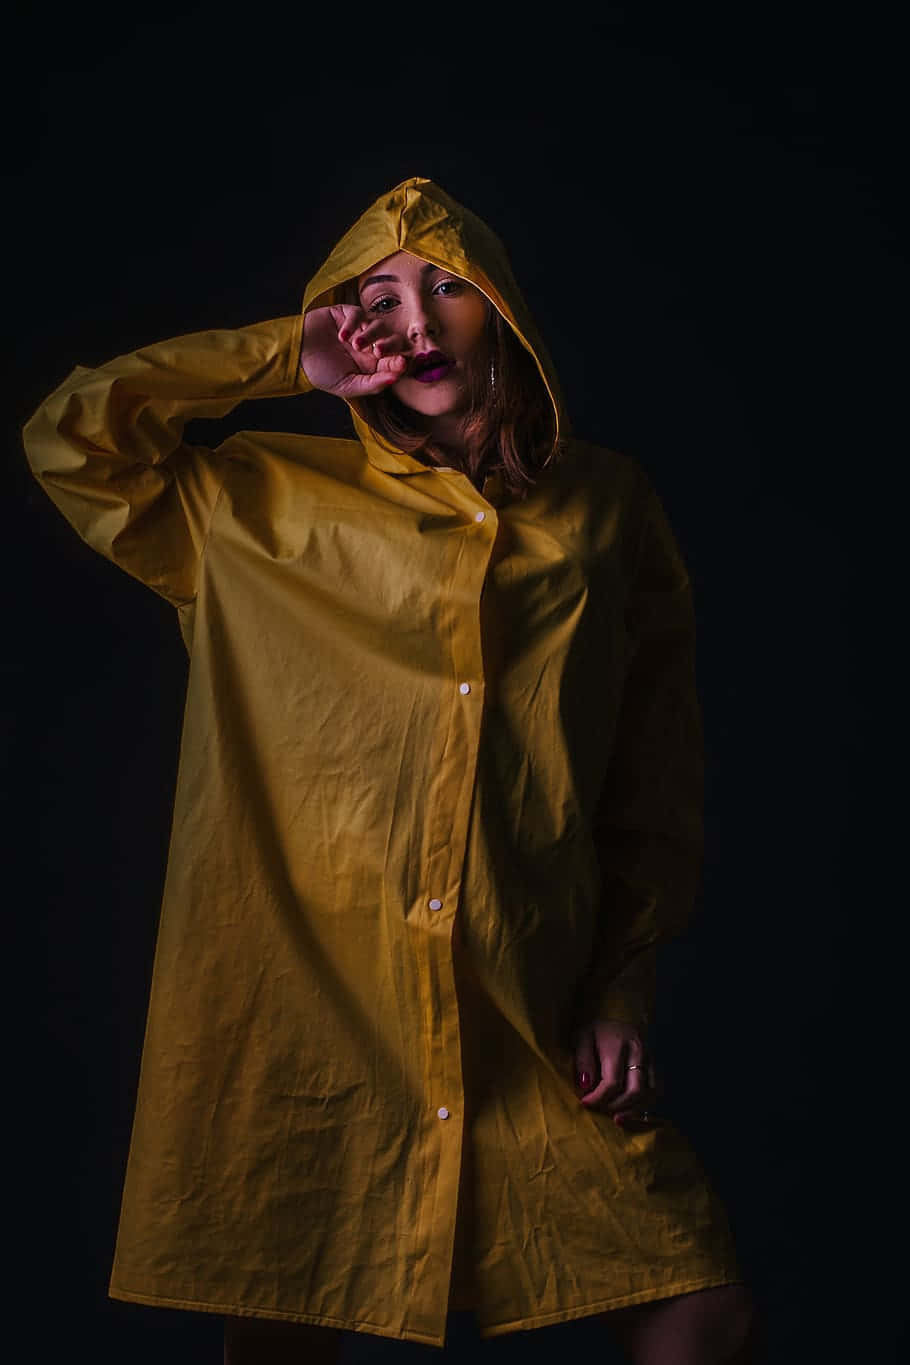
top-left (573, 1019), bottom-right (659, 1124)
top-left (300, 304), bottom-right (407, 398)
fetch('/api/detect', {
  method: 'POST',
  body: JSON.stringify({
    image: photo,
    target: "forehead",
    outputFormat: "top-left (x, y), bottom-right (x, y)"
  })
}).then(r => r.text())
top-left (356, 250), bottom-right (435, 290)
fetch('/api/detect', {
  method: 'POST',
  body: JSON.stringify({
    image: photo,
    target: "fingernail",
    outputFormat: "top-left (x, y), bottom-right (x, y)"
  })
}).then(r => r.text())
top-left (577, 1071), bottom-right (592, 1091)
top-left (613, 1114), bottom-right (625, 1126)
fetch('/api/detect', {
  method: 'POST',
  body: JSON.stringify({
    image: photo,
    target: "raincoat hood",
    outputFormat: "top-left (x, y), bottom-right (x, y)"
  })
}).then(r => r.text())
top-left (301, 176), bottom-right (566, 472)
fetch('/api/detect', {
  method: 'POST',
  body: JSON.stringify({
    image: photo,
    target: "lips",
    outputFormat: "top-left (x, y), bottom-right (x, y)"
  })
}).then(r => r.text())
top-left (409, 349), bottom-right (455, 383)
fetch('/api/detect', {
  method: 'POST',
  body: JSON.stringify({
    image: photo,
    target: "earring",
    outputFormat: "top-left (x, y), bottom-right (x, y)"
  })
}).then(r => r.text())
top-left (489, 359), bottom-right (496, 394)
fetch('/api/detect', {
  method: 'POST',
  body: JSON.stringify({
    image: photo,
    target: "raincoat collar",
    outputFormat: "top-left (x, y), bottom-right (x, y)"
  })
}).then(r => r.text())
top-left (301, 177), bottom-right (565, 479)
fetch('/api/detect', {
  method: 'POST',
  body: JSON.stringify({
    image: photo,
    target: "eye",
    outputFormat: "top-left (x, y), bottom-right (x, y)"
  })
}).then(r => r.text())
top-left (434, 279), bottom-right (464, 296)
top-left (366, 294), bottom-right (398, 314)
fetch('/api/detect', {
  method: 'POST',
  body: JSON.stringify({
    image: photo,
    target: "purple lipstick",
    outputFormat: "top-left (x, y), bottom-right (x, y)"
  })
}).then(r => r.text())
top-left (410, 349), bottom-right (455, 383)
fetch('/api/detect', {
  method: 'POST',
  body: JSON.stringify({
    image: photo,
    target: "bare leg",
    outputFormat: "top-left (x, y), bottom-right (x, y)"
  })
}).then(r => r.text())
top-left (223, 1313), bottom-right (344, 1364)
top-left (599, 1284), bottom-right (761, 1365)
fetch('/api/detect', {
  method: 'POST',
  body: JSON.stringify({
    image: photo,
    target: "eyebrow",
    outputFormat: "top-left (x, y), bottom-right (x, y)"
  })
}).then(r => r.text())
top-left (358, 262), bottom-right (443, 293)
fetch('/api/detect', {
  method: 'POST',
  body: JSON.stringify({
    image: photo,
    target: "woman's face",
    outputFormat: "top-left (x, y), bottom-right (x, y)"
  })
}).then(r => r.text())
top-left (356, 251), bottom-right (489, 423)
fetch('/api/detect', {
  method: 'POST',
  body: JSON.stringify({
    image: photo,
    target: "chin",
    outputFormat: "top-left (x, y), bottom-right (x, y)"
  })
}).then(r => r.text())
top-left (393, 378), bottom-right (466, 419)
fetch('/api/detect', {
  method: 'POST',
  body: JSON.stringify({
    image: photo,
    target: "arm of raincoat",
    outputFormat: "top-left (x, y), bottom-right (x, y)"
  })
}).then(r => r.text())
top-left (22, 315), bottom-right (309, 605)
top-left (576, 475), bottom-right (704, 1031)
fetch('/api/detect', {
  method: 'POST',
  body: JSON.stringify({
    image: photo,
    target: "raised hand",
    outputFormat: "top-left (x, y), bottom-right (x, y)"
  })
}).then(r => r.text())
top-left (300, 304), bottom-right (407, 399)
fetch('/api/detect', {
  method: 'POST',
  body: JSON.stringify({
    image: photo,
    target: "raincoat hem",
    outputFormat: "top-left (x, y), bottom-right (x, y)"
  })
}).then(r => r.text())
top-left (108, 1285), bottom-right (447, 1348)
top-left (475, 1272), bottom-right (747, 1339)
top-left (109, 1271), bottom-right (744, 1348)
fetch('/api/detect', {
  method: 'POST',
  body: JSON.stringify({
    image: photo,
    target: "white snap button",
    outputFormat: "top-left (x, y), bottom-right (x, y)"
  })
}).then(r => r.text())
top-left (474, 511), bottom-right (486, 522)
top-left (459, 683), bottom-right (471, 695)
top-left (437, 1107), bottom-right (450, 1120)
top-left (428, 898), bottom-right (443, 911)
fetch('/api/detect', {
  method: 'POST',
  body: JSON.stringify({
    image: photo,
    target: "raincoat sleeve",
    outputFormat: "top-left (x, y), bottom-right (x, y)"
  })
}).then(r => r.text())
top-left (22, 315), bottom-right (309, 605)
top-left (579, 474), bottom-right (704, 1029)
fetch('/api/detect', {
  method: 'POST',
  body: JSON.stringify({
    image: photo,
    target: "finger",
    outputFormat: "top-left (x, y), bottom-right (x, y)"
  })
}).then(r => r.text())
top-left (378, 351), bottom-right (406, 365)
top-left (371, 334), bottom-right (406, 357)
top-left (583, 1027), bottom-right (638, 1107)
top-left (595, 1068), bottom-right (643, 1116)
top-left (579, 1043), bottom-right (627, 1108)
top-left (612, 1063), bottom-right (661, 1123)
top-left (336, 357), bottom-right (405, 396)
top-left (582, 1038), bottom-right (655, 1112)
top-left (573, 1031), bottom-right (598, 1095)
top-left (607, 1048), bottom-right (652, 1106)
top-left (604, 1068), bottom-right (649, 1118)
top-left (375, 354), bottom-right (406, 378)
top-left (349, 318), bottom-right (388, 351)
top-left (613, 1099), bottom-right (660, 1126)
top-left (336, 308), bottom-right (367, 344)
top-left (353, 317), bottom-right (387, 342)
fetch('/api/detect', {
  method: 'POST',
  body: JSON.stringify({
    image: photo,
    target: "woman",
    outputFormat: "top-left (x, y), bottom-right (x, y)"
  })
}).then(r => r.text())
top-left (24, 177), bottom-right (758, 1363)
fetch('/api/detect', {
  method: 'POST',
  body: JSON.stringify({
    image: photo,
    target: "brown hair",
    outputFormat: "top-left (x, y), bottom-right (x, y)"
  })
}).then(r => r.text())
top-left (337, 281), bottom-right (559, 500)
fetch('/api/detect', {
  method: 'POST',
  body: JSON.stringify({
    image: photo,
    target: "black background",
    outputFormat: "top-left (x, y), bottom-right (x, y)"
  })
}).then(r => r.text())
top-left (6, 5), bottom-right (905, 1362)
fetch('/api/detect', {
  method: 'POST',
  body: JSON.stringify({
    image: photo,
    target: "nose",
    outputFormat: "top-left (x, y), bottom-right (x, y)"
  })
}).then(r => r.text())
top-left (405, 298), bottom-right (439, 346)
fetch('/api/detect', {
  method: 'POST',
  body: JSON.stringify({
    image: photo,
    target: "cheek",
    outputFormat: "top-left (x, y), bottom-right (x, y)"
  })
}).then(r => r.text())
top-left (458, 297), bottom-right (491, 349)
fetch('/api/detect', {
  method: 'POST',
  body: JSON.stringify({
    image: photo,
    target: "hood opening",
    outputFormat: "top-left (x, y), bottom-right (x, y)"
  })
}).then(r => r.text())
top-left (301, 177), bottom-right (567, 496)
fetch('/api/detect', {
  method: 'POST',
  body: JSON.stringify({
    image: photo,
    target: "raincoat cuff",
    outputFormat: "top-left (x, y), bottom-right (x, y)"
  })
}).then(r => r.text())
top-left (286, 313), bottom-right (312, 393)
top-left (583, 947), bottom-right (657, 1029)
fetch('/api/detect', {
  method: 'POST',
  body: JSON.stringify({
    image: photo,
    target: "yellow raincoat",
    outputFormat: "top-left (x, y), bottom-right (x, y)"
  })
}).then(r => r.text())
top-left (23, 177), bottom-right (741, 1346)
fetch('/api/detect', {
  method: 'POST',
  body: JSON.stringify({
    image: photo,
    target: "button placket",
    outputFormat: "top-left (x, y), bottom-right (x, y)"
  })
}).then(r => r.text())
top-left (410, 493), bottom-right (495, 1341)
top-left (421, 501), bottom-right (494, 893)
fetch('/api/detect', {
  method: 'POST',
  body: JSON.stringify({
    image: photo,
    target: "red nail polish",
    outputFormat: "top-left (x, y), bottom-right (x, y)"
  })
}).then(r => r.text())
top-left (577, 1071), bottom-right (592, 1091)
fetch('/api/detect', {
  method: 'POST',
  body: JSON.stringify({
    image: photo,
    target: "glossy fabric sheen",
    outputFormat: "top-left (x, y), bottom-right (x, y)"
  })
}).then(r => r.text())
top-left (23, 177), bottom-right (740, 1346)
